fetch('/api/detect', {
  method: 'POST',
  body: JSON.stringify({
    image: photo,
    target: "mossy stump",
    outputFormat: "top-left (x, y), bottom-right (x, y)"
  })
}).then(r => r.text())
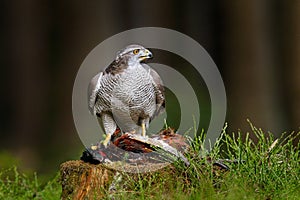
top-left (60, 160), bottom-right (182, 200)
top-left (60, 160), bottom-right (115, 200)
top-left (60, 158), bottom-right (228, 199)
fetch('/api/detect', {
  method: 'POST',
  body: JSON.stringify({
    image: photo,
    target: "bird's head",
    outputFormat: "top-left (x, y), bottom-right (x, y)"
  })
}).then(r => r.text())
top-left (116, 44), bottom-right (153, 64)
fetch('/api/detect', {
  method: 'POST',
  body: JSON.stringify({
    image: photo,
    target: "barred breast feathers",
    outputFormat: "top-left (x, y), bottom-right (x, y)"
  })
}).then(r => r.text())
top-left (88, 60), bottom-right (164, 120)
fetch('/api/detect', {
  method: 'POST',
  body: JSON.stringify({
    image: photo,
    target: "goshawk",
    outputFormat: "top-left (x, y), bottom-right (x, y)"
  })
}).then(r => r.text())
top-left (88, 44), bottom-right (165, 147)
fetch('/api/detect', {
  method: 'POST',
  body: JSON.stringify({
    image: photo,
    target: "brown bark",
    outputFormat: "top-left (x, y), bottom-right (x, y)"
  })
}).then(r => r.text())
top-left (60, 161), bottom-right (115, 200)
top-left (60, 157), bottom-right (229, 200)
top-left (60, 160), bottom-right (179, 200)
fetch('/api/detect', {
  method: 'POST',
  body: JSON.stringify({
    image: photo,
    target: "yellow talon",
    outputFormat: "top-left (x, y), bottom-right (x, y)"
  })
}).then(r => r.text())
top-left (91, 145), bottom-right (98, 150)
top-left (102, 134), bottom-right (112, 147)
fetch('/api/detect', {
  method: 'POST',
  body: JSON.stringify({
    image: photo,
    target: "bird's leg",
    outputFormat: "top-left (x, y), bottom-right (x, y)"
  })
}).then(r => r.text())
top-left (99, 113), bottom-right (116, 148)
top-left (102, 134), bottom-right (112, 147)
top-left (139, 118), bottom-right (149, 137)
top-left (141, 122), bottom-right (146, 137)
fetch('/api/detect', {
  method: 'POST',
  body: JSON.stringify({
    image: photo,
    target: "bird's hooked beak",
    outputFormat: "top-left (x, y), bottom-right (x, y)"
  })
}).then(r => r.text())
top-left (139, 49), bottom-right (153, 61)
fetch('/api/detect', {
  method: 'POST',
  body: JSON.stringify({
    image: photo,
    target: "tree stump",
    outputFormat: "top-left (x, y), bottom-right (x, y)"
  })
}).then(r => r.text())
top-left (60, 160), bottom-right (115, 199)
top-left (60, 160), bottom-right (183, 199)
top-left (60, 128), bottom-right (190, 199)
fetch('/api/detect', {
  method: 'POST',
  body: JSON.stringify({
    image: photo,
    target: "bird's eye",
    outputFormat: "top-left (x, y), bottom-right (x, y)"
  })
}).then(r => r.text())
top-left (133, 49), bottom-right (140, 55)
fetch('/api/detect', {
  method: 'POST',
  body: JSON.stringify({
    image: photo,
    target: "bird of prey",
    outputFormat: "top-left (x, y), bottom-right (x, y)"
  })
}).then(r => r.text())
top-left (88, 44), bottom-right (165, 147)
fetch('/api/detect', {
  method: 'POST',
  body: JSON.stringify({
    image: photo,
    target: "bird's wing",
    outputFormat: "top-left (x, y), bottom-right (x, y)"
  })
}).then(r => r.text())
top-left (149, 67), bottom-right (166, 119)
top-left (88, 72), bottom-right (103, 115)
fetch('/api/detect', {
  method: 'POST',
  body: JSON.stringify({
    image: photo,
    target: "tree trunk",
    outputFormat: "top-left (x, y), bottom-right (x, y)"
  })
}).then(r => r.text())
top-left (221, 0), bottom-right (283, 135)
top-left (282, 1), bottom-right (300, 131)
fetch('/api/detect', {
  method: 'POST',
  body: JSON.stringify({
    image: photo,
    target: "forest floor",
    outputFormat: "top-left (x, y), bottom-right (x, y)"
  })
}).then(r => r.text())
top-left (0, 122), bottom-right (299, 200)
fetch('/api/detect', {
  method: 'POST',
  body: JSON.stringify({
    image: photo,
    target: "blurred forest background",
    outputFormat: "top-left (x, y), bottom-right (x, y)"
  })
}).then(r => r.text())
top-left (0, 1), bottom-right (299, 175)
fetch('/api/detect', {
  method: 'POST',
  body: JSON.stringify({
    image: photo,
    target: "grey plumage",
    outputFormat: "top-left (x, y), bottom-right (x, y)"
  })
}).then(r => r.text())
top-left (88, 44), bottom-right (165, 146)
